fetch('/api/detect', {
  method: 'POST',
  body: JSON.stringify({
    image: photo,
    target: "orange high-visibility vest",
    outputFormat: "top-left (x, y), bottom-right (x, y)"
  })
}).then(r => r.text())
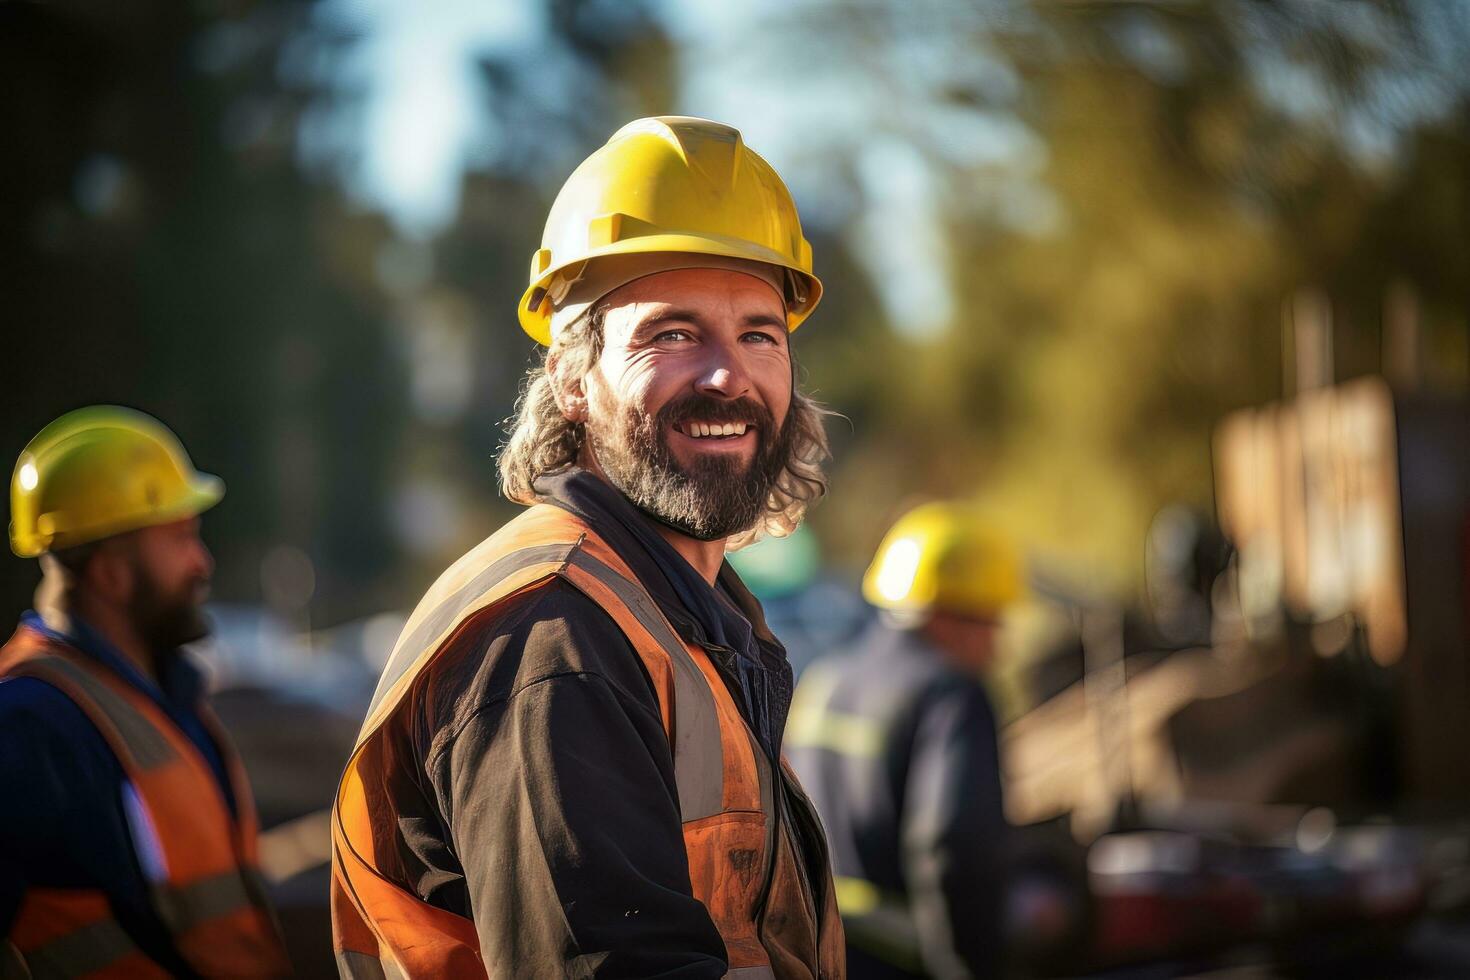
top-left (331, 504), bottom-right (844, 978)
top-left (0, 625), bottom-right (290, 979)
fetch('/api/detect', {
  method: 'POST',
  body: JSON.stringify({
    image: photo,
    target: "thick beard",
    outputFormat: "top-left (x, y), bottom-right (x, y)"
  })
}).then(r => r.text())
top-left (128, 564), bottom-right (212, 653)
top-left (588, 393), bottom-right (794, 541)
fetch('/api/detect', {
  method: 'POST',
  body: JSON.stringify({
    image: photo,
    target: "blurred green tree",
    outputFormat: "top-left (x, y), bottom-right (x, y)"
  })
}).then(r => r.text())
top-left (727, 0), bottom-right (1470, 593)
top-left (3, 0), bottom-right (1465, 622)
top-left (0, 1), bottom-right (405, 621)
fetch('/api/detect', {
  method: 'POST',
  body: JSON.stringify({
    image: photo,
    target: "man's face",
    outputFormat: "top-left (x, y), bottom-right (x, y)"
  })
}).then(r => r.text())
top-left (578, 267), bottom-right (795, 540)
top-left (926, 610), bottom-right (1002, 675)
top-left (121, 517), bottom-right (215, 651)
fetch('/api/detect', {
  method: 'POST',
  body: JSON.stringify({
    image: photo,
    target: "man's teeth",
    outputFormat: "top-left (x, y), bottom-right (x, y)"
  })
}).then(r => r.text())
top-left (685, 422), bottom-right (749, 438)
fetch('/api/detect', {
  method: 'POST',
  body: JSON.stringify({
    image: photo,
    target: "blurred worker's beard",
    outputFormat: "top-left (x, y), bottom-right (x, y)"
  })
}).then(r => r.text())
top-left (587, 392), bottom-right (792, 541)
top-left (127, 561), bottom-right (212, 653)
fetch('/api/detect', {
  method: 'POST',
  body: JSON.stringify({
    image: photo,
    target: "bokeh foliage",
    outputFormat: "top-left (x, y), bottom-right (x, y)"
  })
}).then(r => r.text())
top-left (2, 0), bottom-right (1465, 620)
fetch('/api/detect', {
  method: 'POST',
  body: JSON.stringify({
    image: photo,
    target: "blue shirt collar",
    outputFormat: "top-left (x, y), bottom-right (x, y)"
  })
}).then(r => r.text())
top-left (20, 609), bottom-right (207, 709)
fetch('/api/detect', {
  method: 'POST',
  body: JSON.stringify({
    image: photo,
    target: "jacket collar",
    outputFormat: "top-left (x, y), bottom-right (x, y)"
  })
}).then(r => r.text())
top-left (532, 467), bottom-right (795, 759)
top-left (533, 467), bottom-right (775, 653)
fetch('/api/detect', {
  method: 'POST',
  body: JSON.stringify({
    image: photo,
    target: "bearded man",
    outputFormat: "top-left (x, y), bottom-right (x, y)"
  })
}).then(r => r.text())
top-left (331, 117), bottom-right (845, 978)
top-left (0, 406), bottom-right (288, 977)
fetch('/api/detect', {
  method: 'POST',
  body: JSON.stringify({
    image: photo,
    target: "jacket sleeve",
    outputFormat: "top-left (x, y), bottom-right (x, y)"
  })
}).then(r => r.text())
top-left (899, 680), bottom-right (1007, 979)
top-left (426, 596), bottom-right (728, 978)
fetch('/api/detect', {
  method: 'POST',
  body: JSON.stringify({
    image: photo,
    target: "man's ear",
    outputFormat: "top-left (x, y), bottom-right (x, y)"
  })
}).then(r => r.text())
top-left (86, 541), bottom-right (134, 603)
top-left (546, 349), bottom-right (588, 423)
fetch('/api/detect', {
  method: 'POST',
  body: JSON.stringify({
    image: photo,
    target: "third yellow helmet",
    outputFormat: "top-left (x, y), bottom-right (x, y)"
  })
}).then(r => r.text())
top-left (863, 502), bottom-right (1025, 618)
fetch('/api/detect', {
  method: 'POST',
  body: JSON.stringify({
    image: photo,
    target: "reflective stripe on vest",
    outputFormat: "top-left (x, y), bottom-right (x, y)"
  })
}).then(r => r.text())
top-left (565, 548), bottom-right (725, 820)
top-left (336, 948), bottom-right (406, 980)
top-left (366, 541), bottom-right (581, 723)
top-left (0, 629), bottom-right (289, 978)
top-left (19, 916), bottom-right (142, 979)
top-left (14, 651), bottom-right (177, 770)
top-left (353, 514), bottom-right (727, 826)
top-left (156, 868), bottom-right (272, 933)
top-left (332, 504), bottom-right (842, 978)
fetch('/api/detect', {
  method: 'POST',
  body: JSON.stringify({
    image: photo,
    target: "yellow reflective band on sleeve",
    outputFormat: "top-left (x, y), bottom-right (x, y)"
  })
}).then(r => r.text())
top-left (784, 709), bottom-right (886, 758)
top-left (784, 663), bottom-right (885, 758)
top-left (832, 876), bottom-right (923, 972)
top-left (833, 875), bottom-right (880, 915)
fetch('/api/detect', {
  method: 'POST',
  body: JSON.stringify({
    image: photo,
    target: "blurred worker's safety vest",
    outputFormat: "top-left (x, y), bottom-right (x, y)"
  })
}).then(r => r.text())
top-left (330, 504), bottom-right (845, 978)
top-left (0, 626), bottom-right (290, 978)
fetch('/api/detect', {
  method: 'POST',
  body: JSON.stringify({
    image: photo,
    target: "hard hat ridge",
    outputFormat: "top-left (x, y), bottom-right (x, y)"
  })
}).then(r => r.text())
top-left (612, 115), bottom-right (741, 163)
top-left (519, 115), bottom-right (822, 345)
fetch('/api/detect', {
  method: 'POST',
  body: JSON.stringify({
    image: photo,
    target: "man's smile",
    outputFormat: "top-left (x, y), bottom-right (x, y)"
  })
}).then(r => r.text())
top-left (670, 420), bottom-right (758, 454)
top-left (673, 420), bottom-right (752, 438)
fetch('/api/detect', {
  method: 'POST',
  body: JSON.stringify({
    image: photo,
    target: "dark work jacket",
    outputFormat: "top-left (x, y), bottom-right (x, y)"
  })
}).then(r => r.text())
top-left (374, 469), bottom-right (817, 975)
top-left (786, 622), bottom-right (1007, 980)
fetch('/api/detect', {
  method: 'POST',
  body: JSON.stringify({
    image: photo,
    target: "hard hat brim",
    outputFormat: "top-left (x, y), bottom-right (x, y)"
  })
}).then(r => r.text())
top-left (9, 472), bottom-right (225, 558)
top-left (519, 234), bottom-right (823, 346)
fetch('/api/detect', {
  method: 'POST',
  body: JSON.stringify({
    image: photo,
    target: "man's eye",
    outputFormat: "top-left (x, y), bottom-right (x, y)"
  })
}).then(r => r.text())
top-left (743, 331), bottom-right (779, 344)
top-left (655, 329), bottom-right (691, 342)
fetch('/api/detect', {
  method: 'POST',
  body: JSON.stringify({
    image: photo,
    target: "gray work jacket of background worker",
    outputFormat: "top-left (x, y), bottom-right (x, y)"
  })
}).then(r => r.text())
top-left (786, 622), bottom-right (1007, 979)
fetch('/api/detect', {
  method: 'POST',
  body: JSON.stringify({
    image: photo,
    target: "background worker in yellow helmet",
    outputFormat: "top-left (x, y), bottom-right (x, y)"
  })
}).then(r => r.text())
top-left (786, 502), bottom-right (1025, 979)
top-left (0, 406), bottom-right (289, 977)
top-left (331, 116), bottom-right (844, 977)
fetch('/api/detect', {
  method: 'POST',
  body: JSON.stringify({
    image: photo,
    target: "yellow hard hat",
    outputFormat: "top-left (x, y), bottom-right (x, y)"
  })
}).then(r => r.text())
top-left (10, 406), bottom-right (224, 558)
top-left (519, 116), bottom-right (822, 345)
top-left (862, 502), bottom-right (1025, 618)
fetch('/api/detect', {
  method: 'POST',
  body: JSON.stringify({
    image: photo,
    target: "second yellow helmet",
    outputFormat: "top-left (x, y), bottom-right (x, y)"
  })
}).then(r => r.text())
top-left (10, 406), bottom-right (224, 558)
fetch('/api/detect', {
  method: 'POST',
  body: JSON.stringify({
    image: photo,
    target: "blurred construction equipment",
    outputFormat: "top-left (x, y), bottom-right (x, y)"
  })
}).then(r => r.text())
top-left (1001, 296), bottom-right (1470, 975)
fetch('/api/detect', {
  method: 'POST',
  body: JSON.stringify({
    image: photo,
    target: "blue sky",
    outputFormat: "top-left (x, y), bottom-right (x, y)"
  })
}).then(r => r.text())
top-left (304, 0), bottom-right (1003, 334)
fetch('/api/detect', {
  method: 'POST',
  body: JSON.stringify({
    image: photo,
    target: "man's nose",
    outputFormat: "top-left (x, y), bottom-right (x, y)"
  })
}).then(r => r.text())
top-left (694, 343), bottom-right (751, 399)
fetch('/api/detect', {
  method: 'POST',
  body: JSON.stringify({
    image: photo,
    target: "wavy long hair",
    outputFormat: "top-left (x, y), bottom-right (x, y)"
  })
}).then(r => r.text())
top-left (498, 308), bottom-right (831, 549)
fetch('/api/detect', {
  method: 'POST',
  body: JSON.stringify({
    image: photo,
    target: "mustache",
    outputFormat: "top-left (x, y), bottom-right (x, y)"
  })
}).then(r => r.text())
top-left (656, 394), bottom-right (773, 430)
